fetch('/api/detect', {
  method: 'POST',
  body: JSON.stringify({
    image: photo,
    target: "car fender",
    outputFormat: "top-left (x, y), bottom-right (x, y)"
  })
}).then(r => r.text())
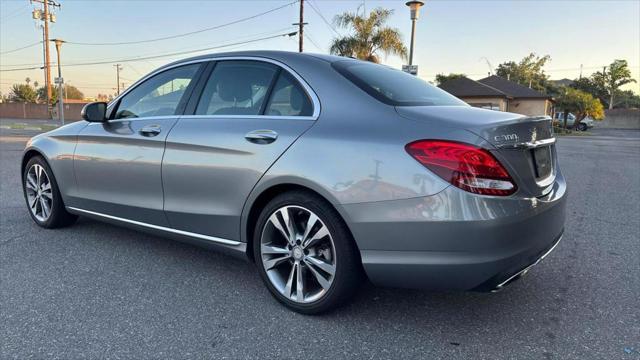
top-left (21, 121), bottom-right (87, 204)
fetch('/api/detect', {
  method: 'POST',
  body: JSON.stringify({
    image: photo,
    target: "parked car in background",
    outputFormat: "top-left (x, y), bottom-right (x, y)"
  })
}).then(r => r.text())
top-left (21, 51), bottom-right (566, 314)
top-left (554, 111), bottom-right (594, 131)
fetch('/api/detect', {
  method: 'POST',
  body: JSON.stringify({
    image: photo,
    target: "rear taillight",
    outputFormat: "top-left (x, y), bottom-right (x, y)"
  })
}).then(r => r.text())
top-left (405, 140), bottom-right (517, 196)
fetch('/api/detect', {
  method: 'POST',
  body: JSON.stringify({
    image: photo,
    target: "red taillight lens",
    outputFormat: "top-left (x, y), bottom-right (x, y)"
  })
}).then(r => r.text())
top-left (405, 140), bottom-right (517, 196)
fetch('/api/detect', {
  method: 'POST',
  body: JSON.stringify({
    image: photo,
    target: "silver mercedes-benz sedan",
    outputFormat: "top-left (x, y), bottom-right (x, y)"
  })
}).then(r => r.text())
top-left (22, 51), bottom-right (566, 313)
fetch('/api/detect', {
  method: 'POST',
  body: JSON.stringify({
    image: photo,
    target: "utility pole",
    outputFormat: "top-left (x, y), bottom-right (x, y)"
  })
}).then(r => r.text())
top-left (41, 25), bottom-right (47, 101)
top-left (32, 0), bottom-right (60, 112)
top-left (579, 64), bottom-right (583, 79)
top-left (114, 64), bottom-right (123, 95)
top-left (293, 0), bottom-right (307, 52)
top-left (51, 39), bottom-right (64, 125)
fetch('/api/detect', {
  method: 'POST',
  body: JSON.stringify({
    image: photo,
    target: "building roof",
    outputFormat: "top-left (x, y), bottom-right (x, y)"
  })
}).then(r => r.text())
top-left (551, 78), bottom-right (574, 87)
top-left (478, 75), bottom-right (551, 99)
top-left (438, 77), bottom-right (507, 98)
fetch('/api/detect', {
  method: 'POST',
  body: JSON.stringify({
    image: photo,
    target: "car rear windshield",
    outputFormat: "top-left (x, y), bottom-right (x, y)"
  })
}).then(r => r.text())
top-left (332, 60), bottom-right (467, 107)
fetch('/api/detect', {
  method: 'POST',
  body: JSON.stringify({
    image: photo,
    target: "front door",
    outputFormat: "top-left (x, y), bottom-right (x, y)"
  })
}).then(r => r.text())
top-left (72, 63), bottom-right (203, 225)
top-left (162, 60), bottom-right (317, 240)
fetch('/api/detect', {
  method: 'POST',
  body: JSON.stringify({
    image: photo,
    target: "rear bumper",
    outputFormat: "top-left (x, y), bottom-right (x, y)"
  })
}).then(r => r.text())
top-left (473, 231), bottom-right (562, 292)
top-left (340, 173), bottom-right (567, 290)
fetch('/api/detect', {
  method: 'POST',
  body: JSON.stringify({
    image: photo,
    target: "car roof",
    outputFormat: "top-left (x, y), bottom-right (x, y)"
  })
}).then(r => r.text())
top-left (162, 50), bottom-right (352, 70)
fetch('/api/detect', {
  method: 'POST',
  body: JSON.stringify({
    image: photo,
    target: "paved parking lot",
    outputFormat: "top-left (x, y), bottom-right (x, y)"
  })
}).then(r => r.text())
top-left (1, 128), bottom-right (639, 359)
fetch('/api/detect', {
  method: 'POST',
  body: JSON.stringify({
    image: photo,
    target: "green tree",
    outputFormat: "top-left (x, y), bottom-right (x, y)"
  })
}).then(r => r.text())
top-left (573, 60), bottom-right (637, 109)
top-left (495, 53), bottom-right (552, 93)
top-left (613, 90), bottom-right (640, 109)
top-left (597, 60), bottom-right (637, 109)
top-left (36, 86), bottom-right (50, 103)
top-left (556, 87), bottom-right (604, 130)
top-left (9, 83), bottom-right (38, 103)
top-left (330, 8), bottom-right (407, 63)
top-left (435, 73), bottom-right (467, 86)
top-left (63, 84), bottom-right (84, 100)
top-left (37, 84), bottom-right (84, 104)
top-left (570, 77), bottom-right (608, 106)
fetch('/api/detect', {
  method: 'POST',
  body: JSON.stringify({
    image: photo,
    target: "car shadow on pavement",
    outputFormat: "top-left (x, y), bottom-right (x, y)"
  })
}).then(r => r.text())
top-left (70, 216), bottom-right (546, 325)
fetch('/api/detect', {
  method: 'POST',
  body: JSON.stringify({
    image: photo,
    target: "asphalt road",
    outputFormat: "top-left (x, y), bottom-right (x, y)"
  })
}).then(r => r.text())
top-left (1, 128), bottom-right (639, 359)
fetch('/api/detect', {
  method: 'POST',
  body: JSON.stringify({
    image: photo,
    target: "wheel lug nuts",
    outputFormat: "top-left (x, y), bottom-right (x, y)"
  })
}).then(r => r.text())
top-left (296, 240), bottom-right (301, 245)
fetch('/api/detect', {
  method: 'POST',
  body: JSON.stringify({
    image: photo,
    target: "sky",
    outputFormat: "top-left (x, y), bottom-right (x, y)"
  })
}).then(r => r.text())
top-left (1, 0), bottom-right (639, 98)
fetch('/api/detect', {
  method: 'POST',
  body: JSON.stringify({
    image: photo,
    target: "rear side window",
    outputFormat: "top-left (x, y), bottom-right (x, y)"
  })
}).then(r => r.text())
top-left (196, 61), bottom-right (278, 116)
top-left (265, 72), bottom-right (313, 116)
top-left (333, 60), bottom-right (466, 107)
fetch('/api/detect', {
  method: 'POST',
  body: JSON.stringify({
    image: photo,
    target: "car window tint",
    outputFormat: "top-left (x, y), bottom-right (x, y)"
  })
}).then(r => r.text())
top-left (333, 60), bottom-right (466, 107)
top-left (196, 61), bottom-right (278, 116)
top-left (265, 72), bottom-right (313, 116)
top-left (114, 64), bottom-right (199, 119)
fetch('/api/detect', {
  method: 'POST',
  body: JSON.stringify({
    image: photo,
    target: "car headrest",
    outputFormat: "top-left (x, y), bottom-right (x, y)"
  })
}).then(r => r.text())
top-left (290, 88), bottom-right (303, 112)
top-left (218, 75), bottom-right (252, 103)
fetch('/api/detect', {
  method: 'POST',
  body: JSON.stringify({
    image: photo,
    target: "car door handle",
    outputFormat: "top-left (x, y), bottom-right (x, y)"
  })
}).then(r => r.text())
top-left (139, 125), bottom-right (162, 137)
top-left (245, 130), bottom-right (278, 144)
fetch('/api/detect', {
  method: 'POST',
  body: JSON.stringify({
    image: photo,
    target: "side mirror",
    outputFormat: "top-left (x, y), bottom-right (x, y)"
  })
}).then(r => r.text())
top-left (81, 102), bottom-right (108, 122)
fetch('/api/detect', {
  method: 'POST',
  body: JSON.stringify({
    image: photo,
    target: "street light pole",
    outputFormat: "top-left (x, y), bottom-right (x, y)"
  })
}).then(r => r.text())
top-left (51, 39), bottom-right (65, 125)
top-left (409, 18), bottom-right (416, 66)
top-left (405, 1), bottom-right (425, 67)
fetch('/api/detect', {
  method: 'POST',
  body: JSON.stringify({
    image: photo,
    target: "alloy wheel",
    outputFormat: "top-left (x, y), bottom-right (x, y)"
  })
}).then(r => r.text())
top-left (25, 164), bottom-right (53, 222)
top-left (260, 205), bottom-right (336, 304)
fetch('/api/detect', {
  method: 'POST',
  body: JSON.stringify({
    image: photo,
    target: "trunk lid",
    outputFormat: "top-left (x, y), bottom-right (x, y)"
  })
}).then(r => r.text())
top-left (396, 106), bottom-right (556, 198)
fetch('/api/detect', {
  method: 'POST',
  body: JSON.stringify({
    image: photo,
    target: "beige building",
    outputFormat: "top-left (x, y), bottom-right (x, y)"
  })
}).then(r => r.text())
top-left (439, 75), bottom-right (554, 117)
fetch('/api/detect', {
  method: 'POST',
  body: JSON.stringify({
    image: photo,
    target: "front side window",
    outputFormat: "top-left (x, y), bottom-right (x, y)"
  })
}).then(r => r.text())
top-left (114, 64), bottom-right (200, 119)
top-left (196, 61), bottom-right (278, 116)
top-left (333, 60), bottom-right (466, 107)
top-left (265, 72), bottom-right (313, 116)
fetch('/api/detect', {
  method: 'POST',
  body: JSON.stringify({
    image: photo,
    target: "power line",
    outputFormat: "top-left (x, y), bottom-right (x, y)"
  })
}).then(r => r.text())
top-left (64, 32), bottom-right (297, 66)
top-left (304, 33), bottom-right (322, 52)
top-left (0, 31), bottom-right (297, 72)
top-left (420, 64), bottom-right (640, 78)
top-left (1, 26), bottom-right (298, 68)
top-left (65, 1), bottom-right (298, 46)
top-left (0, 4), bottom-right (31, 22)
top-left (0, 66), bottom-right (41, 72)
top-left (307, 0), bottom-right (340, 36)
top-left (0, 41), bottom-right (42, 55)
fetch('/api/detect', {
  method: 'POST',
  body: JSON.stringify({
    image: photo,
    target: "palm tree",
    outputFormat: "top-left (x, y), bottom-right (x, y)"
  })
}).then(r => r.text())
top-left (330, 8), bottom-right (407, 63)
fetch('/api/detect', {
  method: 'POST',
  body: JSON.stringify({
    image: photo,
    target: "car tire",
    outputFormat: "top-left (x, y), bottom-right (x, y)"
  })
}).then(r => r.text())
top-left (22, 155), bottom-right (78, 229)
top-left (253, 190), bottom-right (363, 314)
top-left (578, 123), bottom-right (588, 132)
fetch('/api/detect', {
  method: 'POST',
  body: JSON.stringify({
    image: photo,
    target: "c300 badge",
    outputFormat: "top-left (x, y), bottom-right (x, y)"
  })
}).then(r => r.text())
top-left (494, 134), bottom-right (519, 142)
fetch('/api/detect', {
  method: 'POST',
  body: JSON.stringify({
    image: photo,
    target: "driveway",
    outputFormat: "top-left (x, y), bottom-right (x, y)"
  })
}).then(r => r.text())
top-left (1, 129), bottom-right (639, 359)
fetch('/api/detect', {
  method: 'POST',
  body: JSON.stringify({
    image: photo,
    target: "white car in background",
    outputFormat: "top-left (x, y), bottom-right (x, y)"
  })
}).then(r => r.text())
top-left (554, 112), bottom-right (595, 131)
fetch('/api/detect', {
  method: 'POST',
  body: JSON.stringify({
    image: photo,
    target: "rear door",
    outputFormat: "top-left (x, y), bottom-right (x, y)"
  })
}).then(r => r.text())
top-left (72, 63), bottom-right (203, 225)
top-left (162, 59), bottom-right (317, 240)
